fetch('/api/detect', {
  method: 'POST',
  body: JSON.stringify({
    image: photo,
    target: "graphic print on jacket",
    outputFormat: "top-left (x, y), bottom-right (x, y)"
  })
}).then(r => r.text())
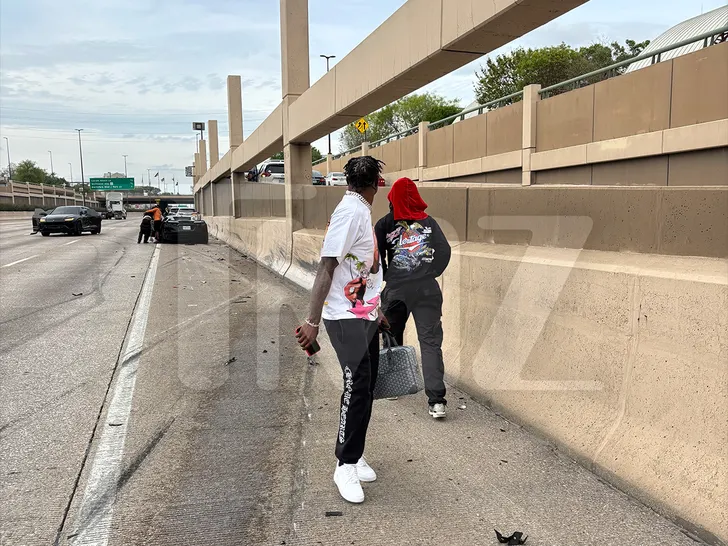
top-left (387, 221), bottom-right (435, 272)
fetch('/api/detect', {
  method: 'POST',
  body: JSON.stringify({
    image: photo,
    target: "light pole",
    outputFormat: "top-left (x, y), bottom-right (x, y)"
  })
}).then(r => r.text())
top-left (68, 163), bottom-right (73, 184)
top-left (122, 154), bottom-right (128, 177)
top-left (75, 129), bottom-right (86, 206)
top-left (48, 151), bottom-right (54, 176)
top-left (3, 137), bottom-right (10, 180)
top-left (320, 55), bottom-right (336, 156)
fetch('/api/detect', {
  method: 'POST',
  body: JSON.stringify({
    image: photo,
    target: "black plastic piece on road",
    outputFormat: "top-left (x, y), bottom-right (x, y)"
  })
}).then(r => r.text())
top-left (325, 511), bottom-right (343, 517)
top-left (495, 529), bottom-right (528, 544)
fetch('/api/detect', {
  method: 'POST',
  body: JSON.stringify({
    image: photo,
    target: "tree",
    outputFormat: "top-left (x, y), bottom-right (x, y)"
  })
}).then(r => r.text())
top-left (474, 39), bottom-right (650, 105)
top-left (13, 160), bottom-right (46, 185)
top-left (311, 146), bottom-right (323, 162)
top-left (271, 146), bottom-right (323, 162)
top-left (340, 92), bottom-right (461, 150)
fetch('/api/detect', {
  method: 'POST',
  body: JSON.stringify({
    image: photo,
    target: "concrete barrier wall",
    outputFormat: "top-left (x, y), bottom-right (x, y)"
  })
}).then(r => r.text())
top-left (206, 215), bottom-right (290, 275)
top-left (438, 243), bottom-right (727, 544)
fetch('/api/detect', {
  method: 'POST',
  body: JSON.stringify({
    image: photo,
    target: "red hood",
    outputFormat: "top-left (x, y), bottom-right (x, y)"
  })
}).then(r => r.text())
top-left (388, 177), bottom-right (428, 221)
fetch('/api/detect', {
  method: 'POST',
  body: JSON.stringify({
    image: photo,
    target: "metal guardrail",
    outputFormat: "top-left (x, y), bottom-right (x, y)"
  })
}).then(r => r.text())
top-left (312, 157), bottom-right (327, 166)
top-left (370, 126), bottom-right (420, 149)
top-left (540, 25), bottom-right (728, 97)
top-left (427, 90), bottom-right (525, 130)
top-left (317, 24), bottom-right (728, 163)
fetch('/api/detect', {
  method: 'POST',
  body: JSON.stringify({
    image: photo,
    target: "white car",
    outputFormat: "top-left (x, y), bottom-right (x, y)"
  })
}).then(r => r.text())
top-left (326, 172), bottom-right (346, 186)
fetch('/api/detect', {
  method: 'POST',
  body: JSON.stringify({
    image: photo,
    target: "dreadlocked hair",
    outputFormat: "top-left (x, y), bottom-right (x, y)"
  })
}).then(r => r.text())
top-left (343, 156), bottom-right (384, 190)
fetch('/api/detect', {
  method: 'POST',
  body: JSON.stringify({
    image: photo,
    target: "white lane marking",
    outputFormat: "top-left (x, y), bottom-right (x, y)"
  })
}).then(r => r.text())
top-left (64, 239), bottom-right (80, 246)
top-left (72, 245), bottom-right (160, 545)
top-left (1, 255), bottom-right (39, 268)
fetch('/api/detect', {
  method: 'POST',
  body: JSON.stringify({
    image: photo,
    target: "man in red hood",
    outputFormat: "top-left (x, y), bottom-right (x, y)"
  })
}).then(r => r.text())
top-left (375, 177), bottom-right (451, 419)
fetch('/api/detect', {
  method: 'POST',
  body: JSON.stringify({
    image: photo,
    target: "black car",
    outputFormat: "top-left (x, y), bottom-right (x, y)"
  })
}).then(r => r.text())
top-left (160, 212), bottom-right (208, 244)
top-left (39, 206), bottom-right (102, 236)
top-left (312, 170), bottom-right (325, 185)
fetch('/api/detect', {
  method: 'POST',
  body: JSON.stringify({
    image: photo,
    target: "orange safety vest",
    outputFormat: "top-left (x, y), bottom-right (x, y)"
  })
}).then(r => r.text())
top-left (145, 207), bottom-right (162, 221)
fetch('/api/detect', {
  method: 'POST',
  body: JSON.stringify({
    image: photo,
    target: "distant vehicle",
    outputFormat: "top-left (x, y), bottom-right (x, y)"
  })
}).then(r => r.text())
top-left (378, 176), bottom-right (386, 187)
top-left (312, 170), bottom-right (325, 185)
top-left (38, 206), bottom-right (102, 236)
top-left (326, 172), bottom-right (346, 186)
top-left (160, 211), bottom-right (208, 244)
top-left (248, 160), bottom-right (285, 183)
top-left (168, 204), bottom-right (196, 216)
top-left (105, 192), bottom-right (127, 219)
top-left (31, 207), bottom-right (52, 233)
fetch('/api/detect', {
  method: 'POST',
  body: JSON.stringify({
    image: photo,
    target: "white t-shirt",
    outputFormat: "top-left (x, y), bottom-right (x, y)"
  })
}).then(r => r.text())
top-left (321, 193), bottom-right (383, 321)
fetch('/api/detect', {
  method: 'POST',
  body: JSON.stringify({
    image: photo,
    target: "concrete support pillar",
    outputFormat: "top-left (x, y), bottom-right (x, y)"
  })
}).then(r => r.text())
top-left (417, 121), bottom-right (429, 181)
top-left (193, 152), bottom-right (200, 187)
top-left (361, 141), bottom-right (369, 156)
top-left (199, 139), bottom-right (208, 175)
top-left (231, 171), bottom-right (242, 218)
top-left (208, 120), bottom-right (220, 166)
top-left (326, 154), bottom-right (333, 174)
top-left (281, 0), bottom-right (311, 235)
top-left (521, 84), bottom-right (541, 187)
top-left (227, 76), bottom-right (243, 150)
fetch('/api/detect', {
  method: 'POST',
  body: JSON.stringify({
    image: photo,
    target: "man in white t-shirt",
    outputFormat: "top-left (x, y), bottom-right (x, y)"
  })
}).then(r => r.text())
top-left (296, 156), bottom-right (387, 504)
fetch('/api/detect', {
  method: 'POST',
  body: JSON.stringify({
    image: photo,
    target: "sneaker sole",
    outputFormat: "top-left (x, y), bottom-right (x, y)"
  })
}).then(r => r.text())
top-left (358, 474), bottom-right (377, 483)
top-left (429, 412), bottom-right (446, 419)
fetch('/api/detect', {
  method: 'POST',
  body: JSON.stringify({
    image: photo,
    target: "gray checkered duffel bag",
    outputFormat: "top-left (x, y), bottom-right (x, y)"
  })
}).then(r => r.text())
top-left (373, 332), bottom-right (424, 400)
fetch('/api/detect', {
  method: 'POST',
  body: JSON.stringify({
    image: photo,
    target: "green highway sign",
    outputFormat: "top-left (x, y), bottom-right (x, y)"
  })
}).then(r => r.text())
top-left (89, 178), bottom-right (135, 190)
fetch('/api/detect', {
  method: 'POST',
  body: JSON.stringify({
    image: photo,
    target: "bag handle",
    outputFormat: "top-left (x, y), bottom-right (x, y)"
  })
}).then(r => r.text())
top-left (382, 330), bottom-right (398, 350)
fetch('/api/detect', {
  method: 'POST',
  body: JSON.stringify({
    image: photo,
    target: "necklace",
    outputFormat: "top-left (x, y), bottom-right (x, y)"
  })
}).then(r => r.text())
top-left (345, 190), bottom-right (371, 211)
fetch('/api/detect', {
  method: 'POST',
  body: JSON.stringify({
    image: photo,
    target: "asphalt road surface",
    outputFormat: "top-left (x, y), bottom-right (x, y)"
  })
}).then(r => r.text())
top-left (0, 216), bottom-right (702, 546)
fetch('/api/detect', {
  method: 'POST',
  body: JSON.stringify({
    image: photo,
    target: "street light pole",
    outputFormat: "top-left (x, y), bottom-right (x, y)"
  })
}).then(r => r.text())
top-left (48, 151), bottom-right (54, 175)
top-left (3, 137), bottom-right (11, 180)
top-left (122, 155), bottom-right (128, 177)
top-left (75, 129), bottom-right (86, 206)
top-left (68, 163), bottom-right (73, 184)
top-left (320, 54), bottom-right (336, 156)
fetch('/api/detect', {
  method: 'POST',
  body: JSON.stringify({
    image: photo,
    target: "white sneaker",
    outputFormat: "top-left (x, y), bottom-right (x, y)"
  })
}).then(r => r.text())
top-left (356, 457), bottom-right (377, 482)
top-left (334, 463), bottom-right (364, 503)
top-left (428, 403), bottom-right (446, 419)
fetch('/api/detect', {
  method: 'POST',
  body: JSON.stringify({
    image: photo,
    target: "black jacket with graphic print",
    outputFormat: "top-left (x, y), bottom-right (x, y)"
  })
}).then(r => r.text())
top-left (374, 212), bottom-right (451, 286)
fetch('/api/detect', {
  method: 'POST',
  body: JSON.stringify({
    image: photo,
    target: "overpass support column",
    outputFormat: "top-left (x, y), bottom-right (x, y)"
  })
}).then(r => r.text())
top-left (417, 121), bottom-right (429, 181)
top-left (281, 0), bottom-right (311, 236)
top-left (521, 84), bottom-right (541, 186)
top-left (208, 120), bottom-right (220, 167)
top-left (326, 154), bottom-right (333, 174)
top-left (361, 141), bottom-right (369, 157)
top-left (227, 76), bottom-right (243, 150)
top-left (199, 139), bottom-right (208, 177)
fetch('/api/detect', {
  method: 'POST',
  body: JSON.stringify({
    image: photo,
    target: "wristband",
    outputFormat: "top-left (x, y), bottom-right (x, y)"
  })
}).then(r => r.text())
top-left (305, 318), bottom-right (320, 328)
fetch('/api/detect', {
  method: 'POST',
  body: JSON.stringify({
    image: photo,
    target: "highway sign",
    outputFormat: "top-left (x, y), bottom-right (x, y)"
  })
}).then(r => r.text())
top-left (192, 122), bottom-right (205, 131)
top-left (355, 118), bottom-right (369, 134)
top-left (185, 166), bottom-right (194, 177)
top-left (89, 177), bottom-right (135, 191)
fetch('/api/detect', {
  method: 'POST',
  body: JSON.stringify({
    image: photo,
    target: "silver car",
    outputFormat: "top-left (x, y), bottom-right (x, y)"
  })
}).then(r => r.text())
top-left (255, 161), bottom-right (285, 183)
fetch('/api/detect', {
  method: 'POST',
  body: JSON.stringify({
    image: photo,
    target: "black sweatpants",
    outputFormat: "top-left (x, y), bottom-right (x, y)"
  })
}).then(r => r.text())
top-left (137, 228), bottom-right (151, 243)
top-left (324, 318), bottom-right (379, 465)
top-left (382, 277), bottom-right (446, 406)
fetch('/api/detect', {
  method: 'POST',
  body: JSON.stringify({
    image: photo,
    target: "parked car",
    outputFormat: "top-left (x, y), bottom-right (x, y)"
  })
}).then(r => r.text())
top-left (378, 176), bottom-right (386, 187)
top-left (311, 171), bottom-right (326, 186)
top-left (326, 172), bottom-right (346, 186)
top-left (248, 160), bottom-right (285, 183)
top-left (312, 170), bottom-right (325, 185)
top-left (160, 211), bottom-right (208, 244)
top-left (38, 206), bottom-right (101, 236)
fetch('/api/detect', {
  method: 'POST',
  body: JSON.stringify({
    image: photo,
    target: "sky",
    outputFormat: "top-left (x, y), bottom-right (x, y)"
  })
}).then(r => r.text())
top-left (0, 0), bottom-right (722, 194)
